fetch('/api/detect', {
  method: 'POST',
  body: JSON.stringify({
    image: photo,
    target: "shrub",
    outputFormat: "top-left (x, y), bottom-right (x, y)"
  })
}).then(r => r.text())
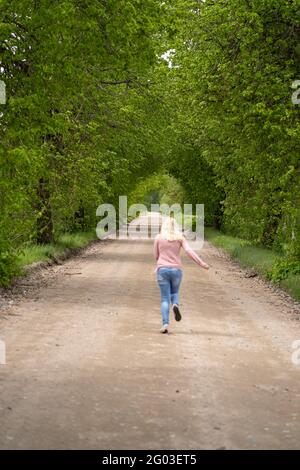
top-left (269, 259), bottom-right (300, 283)
top-left (0, 244), bottom-right (22, 287)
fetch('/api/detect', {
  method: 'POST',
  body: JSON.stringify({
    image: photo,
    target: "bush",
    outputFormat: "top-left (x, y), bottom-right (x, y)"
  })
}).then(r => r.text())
top-left (280, 275), bottom-right (300, 302)
top-left (269, 259), bottom-right (300, 283)
top-left (0, 245), bottom-right (22, 287)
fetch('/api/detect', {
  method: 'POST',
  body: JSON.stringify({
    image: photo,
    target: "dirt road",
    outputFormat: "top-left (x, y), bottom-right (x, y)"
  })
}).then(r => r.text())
top-left (0, 216), bottom-right (300, 449)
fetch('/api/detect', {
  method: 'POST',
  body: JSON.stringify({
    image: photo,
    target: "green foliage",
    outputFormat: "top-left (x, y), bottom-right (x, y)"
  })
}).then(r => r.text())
top-left (1, 0), bottom-right (299, 292)
top-left (163, 0), bottom-right (300, 256)
top-left (280, 275), bottom-right (300, 302)
top-left (129, 173), bottom-right (186, 209)
top-left (17, 231), bottom-right (97, 268)
top-left (0, 242), bottom-right (21, 287)
top-left (269, 259), bottom-right (300, 283)
top-left (0, 0), bottom-right (169, 285)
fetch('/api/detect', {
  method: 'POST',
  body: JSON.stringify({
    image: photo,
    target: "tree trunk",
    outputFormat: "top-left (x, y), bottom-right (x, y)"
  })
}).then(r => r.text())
top-left (74, 201), bottom-right (85, 231)
top-left (213, 200), bottom-right (223, 230)
top-left (36, 178), bottom-right (53, 244)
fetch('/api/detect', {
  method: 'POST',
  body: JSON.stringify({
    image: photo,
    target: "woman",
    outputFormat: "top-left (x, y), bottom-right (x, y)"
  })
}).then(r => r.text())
top-left (154, 216), bottom-right (209, 333)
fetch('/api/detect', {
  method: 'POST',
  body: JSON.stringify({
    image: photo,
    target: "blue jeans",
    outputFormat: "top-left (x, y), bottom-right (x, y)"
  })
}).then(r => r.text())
top-left (156, 267), bottom-right (183, 325)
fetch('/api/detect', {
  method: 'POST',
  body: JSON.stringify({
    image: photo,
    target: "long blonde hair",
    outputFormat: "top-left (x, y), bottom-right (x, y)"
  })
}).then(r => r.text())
top-left (160, 216), bottom-right (183, 241)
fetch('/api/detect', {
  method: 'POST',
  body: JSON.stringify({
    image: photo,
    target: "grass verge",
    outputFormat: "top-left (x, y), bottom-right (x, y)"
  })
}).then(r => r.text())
top-left (17, 231), bottom-right (98, 268)
top-left (205, 227), bottom-right (300, 302)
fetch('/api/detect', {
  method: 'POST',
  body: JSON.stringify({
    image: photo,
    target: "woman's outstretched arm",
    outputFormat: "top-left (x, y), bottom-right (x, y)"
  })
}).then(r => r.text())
top-left (154, 235), bottom-right (159, 261)
top-left (181, 238), bottom-right (209, 269)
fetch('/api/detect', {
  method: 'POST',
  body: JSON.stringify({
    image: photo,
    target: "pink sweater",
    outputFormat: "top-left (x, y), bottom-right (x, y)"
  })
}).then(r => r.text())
top-left (154, 235), bottom-right (208, 271)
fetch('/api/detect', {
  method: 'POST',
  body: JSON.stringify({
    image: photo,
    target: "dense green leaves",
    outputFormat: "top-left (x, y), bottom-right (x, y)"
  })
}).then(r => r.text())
top-left (0, 0), bottom-right (299, 286)
top-left (0, 0), bottom-right (169, 283)
top-left (163, 0), bottom-right (300, 258)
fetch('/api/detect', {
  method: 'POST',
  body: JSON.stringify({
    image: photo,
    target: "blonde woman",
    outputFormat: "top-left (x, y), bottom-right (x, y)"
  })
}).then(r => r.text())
top-left (154, 216), bottom-right (209, 333)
